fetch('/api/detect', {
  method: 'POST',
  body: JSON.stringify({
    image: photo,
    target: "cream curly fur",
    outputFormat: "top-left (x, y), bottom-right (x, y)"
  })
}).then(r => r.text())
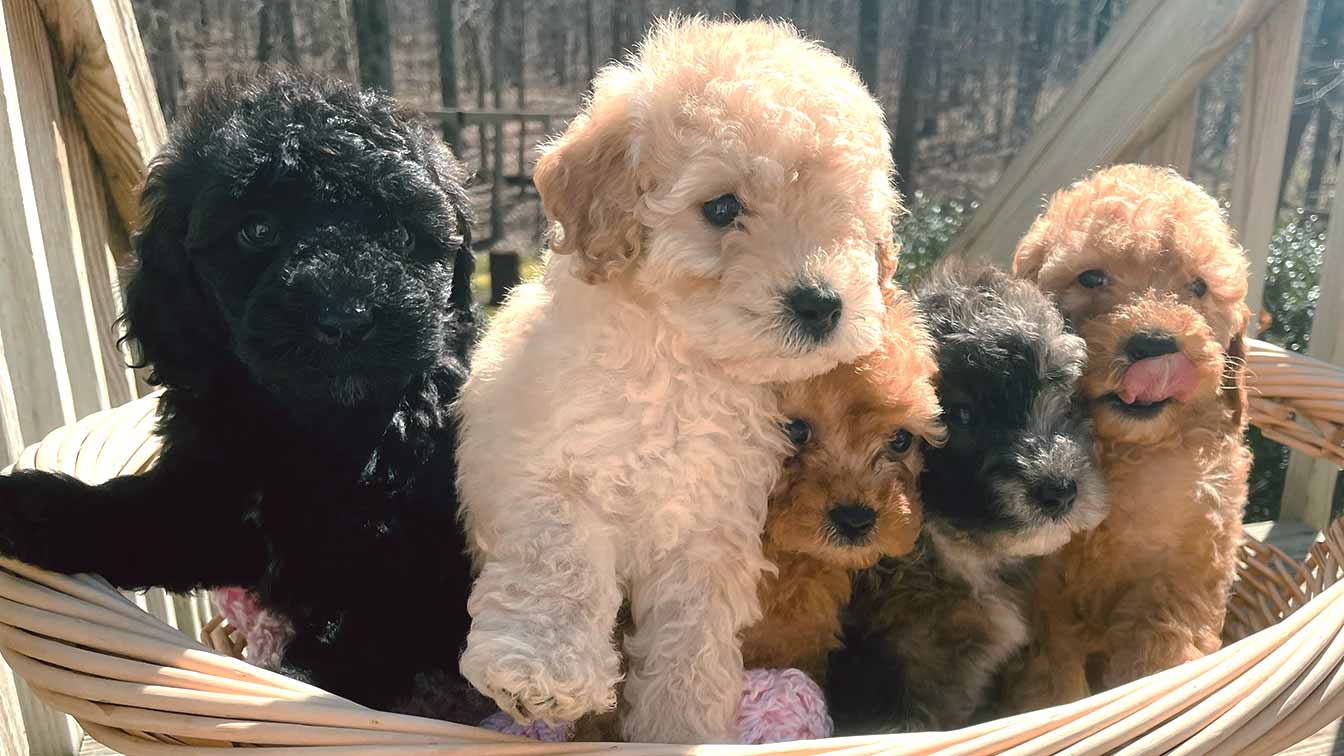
top-left (454, 17), bottom-right (897, 744)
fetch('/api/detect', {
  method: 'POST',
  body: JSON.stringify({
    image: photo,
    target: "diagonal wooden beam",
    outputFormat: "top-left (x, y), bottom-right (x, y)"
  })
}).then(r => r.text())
top-left (950, 0), bottom-right (1290, 265)
top-left (32, 0), bottom-right (165, 248)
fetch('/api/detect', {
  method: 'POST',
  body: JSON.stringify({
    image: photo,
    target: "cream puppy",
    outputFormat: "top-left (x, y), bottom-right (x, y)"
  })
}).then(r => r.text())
top-left (456, 17), bottom-right (898, 743)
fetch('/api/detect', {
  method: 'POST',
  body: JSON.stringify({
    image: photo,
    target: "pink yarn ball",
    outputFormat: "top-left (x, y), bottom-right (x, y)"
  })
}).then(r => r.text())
top-left (210, 587), bottom-right (293, 670)
top-left (735, 668), bottom-right (833, 744)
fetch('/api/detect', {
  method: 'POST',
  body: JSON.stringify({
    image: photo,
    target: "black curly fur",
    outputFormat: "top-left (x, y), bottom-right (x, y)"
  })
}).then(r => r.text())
top-left (0, 70), bottom-right (489, 719)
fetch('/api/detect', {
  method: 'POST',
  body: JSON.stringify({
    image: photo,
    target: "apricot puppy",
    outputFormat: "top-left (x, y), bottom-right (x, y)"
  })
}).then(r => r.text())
top-left (742, 293), bottom-right (943, 682)
top-left (1011, 164), bottom-right (1252, 706)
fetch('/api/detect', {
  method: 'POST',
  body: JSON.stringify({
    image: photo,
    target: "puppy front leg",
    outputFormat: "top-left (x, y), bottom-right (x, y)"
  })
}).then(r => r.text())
top-left (0, 453), bottom-right (265, 591)
top-left (1101, 588), bottom-right (1213, 688)
top-left (460, 505), bottom-right (623, 725)
top-left (621, 538), bottom-right (765, 743)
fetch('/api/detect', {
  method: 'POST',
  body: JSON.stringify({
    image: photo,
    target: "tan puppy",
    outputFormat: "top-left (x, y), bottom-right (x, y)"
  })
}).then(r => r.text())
top-left (456, 17), bottom-right (899, 743)
top-left (742, 294), bottom-right (943, 682)
top-left (1010, 164), bottom-right (1252, 707)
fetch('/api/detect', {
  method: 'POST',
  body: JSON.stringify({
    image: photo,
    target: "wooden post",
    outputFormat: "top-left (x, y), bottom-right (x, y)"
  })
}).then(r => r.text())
top-left (1279, 149), bottom-right (1344, 530)
top-left (1228, 0), bottom-right (1308, 324)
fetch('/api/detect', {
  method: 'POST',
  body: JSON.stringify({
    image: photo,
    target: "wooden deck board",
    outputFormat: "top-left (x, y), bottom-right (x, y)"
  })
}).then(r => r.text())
top-left (1246, 518), bottom-right (1322, 562)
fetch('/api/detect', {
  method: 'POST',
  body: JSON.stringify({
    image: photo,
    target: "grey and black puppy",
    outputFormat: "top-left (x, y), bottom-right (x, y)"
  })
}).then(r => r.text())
top-left (826, 261), bottom-right (1106, 733)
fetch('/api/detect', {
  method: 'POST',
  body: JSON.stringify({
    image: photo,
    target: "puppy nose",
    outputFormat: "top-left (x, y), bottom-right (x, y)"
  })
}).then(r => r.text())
top-left (314, 303), bottom-right (375, 345)
top-left (786, 284), bottom-right (843, 341)
top-left (829, 503), bottom-right (877, 542)
top-left (1034, 479), bottom-right (1077, 517)
top-left (1125, 332), bottom-right (1179, 361)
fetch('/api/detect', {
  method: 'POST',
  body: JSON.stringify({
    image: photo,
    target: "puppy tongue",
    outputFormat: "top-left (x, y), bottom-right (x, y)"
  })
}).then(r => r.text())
top-left (1118, 353), bottom-right (1199, 404)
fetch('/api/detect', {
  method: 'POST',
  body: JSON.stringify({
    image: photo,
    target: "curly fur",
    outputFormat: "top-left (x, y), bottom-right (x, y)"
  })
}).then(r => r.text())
top-left (827, 262), bottom-right (1105, 733)
top-left (1008, 164), bottom-right (1252, 708)
top-left (455, 18), bottom-right (897, 744)
top-left (741, 293), bottom-right (942, 681)
top-left (0, 71), bottom-right (489, 719)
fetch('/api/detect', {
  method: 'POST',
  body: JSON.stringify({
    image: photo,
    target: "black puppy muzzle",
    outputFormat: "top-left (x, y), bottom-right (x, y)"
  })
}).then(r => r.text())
top-left (237, 230), bottom-right (442, 404)
top-left (828, 502), bottom-right (878, 545)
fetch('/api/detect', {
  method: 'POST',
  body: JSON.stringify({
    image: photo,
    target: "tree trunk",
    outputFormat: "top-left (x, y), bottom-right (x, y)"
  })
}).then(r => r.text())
top-left (892, 0), bottom-right (933, 199)
top-left (489, 0), bottom-right (520, 301)
top-left (465, 18), bottom-right (490, 174)
top-left (1011, 0), bottom-right (1061, 142)
top-left (856, 0), bottom-right (880, 95)
top-left (258, 0), bottom-right (273, 62)
top-left (516, 0), bottom-right (527, 185)
top-left (435, 0), bottom-right (461, 149)
top-left (257, 0), bottom-right (299, 65)
top-left (611, 0), bottom-right (628, 62)
top-left (1279, 0), bottom-right (1344, 206)
top-left (1093, 0), bottom-right (1113, 49)
top-left (276, 0), bottom-right (298, 65)
top-left (352, 0), bottom-right (394, 91)
top-left (584, 0), bottom-right (597, 88)
top-left (1305, 102), bottom-right (1334, 207)
top-left (230, 0), bottom-right (245, 60)
top-left (922, 0), bottom-right (949, 136)
top-left (194, 0), bottom-right (210, 73)
top-left (147, 0), bottom-right (182, 120)
top-left (331, 0), bottom-right (354, 79)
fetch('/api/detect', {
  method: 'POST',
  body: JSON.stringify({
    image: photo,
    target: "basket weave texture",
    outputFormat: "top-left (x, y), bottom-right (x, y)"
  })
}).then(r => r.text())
top-left (0, 337), bottom-right (1342, 755)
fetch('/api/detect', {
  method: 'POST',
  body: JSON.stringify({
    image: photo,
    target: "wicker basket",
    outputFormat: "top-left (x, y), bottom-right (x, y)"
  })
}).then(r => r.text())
top-left (0, 337), bottom-right (1341, 755)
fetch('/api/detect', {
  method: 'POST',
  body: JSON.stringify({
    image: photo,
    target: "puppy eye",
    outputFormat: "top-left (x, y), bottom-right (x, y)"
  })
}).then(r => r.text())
top-left (703, 193), bottom-right (744, 228)
top-left (238, 215), bottom-right (281, 249)
top-left (886, 429), bottom-right (914, 455)
top-left (1189, 277), bottom-right (1207, 298)
top-left (1077, 269), bottom-right (1107, 289)
top-left (394, 222), bottom-right (414, 251)
top-left (783, 418), bottom-right (812, 447)
top-left (946, 405), bottom-right (973, 427)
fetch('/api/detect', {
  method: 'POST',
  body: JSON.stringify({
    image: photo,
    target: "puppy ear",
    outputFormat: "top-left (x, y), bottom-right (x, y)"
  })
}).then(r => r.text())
top-left (120, 168), bottom-right (230, 389)
top-left (877, 238), bottom-right (899, 287)
top-left (1012, 233), bottom-right (1048, 282)
top-left (1220, 312), bottom-right (1250, 428)
top-left (533, 75), bottom-right (642, 284)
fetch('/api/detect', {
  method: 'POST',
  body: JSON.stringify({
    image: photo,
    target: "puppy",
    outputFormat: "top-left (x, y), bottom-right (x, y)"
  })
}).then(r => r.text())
top-left (456, 18), bottom-right (898, 743)
top-left (741, 293), bottom-right (942, 682)
top-left (1010, 164), bottom-right (1252, 705)
top-left (0, 71), bottom-right (487, 718)
top-left (826, 262), bottom-right (1106, 733)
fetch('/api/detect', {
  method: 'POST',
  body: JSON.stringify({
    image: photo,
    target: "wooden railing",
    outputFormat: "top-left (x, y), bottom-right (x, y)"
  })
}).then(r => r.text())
top-left (951, 0), bottom-right (1341, 529)
top-left (0, 1), bottom-right (196, 753)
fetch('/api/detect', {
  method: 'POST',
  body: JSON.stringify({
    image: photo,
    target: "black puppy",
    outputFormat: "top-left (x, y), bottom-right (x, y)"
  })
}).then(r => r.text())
top-left (826, 262), bottom-right (1106, 733)
top-left (0, 71), bottom-right (486, 718)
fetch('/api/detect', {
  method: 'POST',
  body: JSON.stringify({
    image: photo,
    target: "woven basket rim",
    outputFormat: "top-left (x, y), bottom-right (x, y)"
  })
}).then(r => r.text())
top-left (0, 336), bottom-right (1341, 754)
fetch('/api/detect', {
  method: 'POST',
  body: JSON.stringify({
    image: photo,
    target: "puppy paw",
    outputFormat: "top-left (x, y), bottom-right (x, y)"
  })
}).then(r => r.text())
top-left (460, 632), bottom-right (619, 724)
